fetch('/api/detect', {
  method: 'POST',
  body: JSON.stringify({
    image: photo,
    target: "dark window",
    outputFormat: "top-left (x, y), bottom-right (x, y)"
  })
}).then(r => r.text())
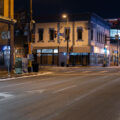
top-left (0, 0), bottom-right (4, 16)
top-left (97, 32), bottom-right (99, 42)
top-left (65, 28), bottom-right (70, 40)
top-left (49, 29), bottom-right (55, 41)
top-left (38, 29), bottom-right (44, 41)
top-left (99, 32), bottom-right (101, 43)
top-left (77, 28), bottom-right (83, 40)
top-left (91, 29), bottom-right (93, 41)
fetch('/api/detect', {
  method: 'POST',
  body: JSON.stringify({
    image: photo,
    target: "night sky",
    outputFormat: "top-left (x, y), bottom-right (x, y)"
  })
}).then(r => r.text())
top-left (15, 0), bottom-right (120, 18)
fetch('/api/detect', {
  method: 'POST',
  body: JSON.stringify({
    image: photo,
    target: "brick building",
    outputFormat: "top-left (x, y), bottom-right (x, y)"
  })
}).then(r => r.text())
top-left (33, 13), bottom-right (110, 66)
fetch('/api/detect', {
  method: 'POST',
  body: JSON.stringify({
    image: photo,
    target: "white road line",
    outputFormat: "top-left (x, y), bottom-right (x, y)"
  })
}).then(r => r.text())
top-left (53, 85), bottom-right (77, 94)
top-left (66, 77), bottom-right (120, 106)
top-left (0, 93), bottom-right (14, 101)
top-left (26, 89), bottom-right (45, 94)
top-left (45, 77), bottom-right (120, 120)
top-left (0, 72), bottom-right (52, 82)
top-left (0, 77), bottom-right (56, 89)
top-left (100, 71), bottom-right (108, 73)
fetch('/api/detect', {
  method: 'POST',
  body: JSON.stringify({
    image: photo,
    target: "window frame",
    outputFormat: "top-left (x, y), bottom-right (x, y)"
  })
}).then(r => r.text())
top-left (49, 28), bottom-right (55, 41)
top-left (64, 27), bottom-right (70, 41)
top-left (38, 28), bottom-right (44, 42)
top-left (77, 27), bottom-right (83, 41)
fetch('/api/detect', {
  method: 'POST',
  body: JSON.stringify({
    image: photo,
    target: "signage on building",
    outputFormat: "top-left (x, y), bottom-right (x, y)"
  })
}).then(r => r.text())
top-left (1, 31), bottom-right (10, 40)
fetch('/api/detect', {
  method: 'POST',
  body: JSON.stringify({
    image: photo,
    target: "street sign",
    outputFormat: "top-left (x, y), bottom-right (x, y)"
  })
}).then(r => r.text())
top-left (27, 54), bottom-right (34, 60)
top-left (1, 32), bottom-right (9, 40)
top-left (58, 33), bottom-right (64, 37)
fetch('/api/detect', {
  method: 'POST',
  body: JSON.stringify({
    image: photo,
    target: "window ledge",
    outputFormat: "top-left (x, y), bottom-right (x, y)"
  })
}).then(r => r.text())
top-left (37, 40), bottom-right (44, 43)
top-left (64, 40), bottom-right (71, 42)
top-left (48, 40), bottom-right (55, 42)
top-left (76, 39), bottom-right (83, 42)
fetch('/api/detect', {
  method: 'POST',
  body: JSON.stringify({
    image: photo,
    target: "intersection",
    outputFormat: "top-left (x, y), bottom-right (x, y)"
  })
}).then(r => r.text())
top-left (0, 67), bottom-right (120, 120)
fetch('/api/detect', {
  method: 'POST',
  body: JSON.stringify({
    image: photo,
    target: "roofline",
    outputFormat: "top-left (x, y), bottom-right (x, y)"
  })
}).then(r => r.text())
top-left (0, 16), bottom-right (16, 24)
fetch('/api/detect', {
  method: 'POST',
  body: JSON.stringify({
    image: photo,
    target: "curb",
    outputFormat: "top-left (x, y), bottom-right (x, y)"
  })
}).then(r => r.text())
top-left (0, 72), bottom-right (52, 82)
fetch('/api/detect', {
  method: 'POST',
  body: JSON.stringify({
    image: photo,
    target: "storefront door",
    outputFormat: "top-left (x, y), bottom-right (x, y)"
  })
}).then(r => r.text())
top-left (0, 51), bottom-right (4, 65)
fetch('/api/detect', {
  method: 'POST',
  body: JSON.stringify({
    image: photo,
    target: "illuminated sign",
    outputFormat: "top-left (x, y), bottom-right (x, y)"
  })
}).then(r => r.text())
top-left (1, 32), bottom-right (10, 40)
top-left (2, 46), bottom-right (10, 51)
top-left (110, 29), bottom-right (120, 39)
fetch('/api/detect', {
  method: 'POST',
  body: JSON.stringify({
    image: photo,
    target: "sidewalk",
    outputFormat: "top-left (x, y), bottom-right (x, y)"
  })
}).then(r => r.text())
top-left (0, 70), bottom-right (52, 80)
top-left (1, 65), bottom-right (120, 79)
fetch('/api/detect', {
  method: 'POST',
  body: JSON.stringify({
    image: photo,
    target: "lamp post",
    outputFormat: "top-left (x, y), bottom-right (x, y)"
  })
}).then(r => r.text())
top-left (62, 14), bottom-right (69, 67)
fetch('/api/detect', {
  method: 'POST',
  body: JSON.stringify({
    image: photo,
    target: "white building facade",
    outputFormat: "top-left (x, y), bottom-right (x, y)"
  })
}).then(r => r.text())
top-left (33, 13), bottom-right (110, 66)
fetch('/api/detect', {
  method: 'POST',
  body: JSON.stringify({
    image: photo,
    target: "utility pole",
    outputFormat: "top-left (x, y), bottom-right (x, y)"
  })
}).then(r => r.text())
top-left (28, 0), bottom-right (33, 72)
top-left (66, 17), bottom-right (69, 67)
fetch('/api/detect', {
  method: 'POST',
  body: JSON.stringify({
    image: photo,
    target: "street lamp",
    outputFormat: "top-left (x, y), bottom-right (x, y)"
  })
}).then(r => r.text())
top-left (62, 14), bottom-right (69, 67)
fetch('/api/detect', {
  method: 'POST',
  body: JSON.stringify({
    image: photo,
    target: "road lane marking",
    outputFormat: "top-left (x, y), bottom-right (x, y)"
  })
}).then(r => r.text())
top-left (26, 89), bottom-right (45, 94)
top-left (99, 71), bottom-right (108, 73)
top-left (44, 77), bottom-right (120, 120)
top-left (52, 76), bottom-right (108, 94)
top-left (0, 72), bottom-right (52, 82)
top-left (0, 92), bottom-right (14, 101)
top-left (66, 77), bottom-right (120, 106)
top-left (0, 77), bottom-right (57, 89)
top-left (53, 85), bottom-right (77, 94)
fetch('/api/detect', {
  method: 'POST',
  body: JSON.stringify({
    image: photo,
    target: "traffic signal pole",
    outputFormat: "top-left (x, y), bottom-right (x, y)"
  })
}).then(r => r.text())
top-left (66, 18), bottom-right (69, 67)
top-left (28, 0), bottom-right (33, 72)
top-left (8, 0), bottom-right (11, 76)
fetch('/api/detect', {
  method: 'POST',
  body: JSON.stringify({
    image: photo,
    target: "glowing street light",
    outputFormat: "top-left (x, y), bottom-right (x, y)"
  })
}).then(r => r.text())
top-left (62, 13), bottom-right (69, 67)
top-left (62, 14), bottom-right (68, 19)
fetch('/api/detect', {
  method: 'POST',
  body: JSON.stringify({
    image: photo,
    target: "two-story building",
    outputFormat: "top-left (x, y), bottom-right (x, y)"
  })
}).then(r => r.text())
top-left (0, 0), bottom-right (15, 70)
top-left (106, 18), bottom-right (120, 66)
top-left (33, 13), bottom-right (110, 66)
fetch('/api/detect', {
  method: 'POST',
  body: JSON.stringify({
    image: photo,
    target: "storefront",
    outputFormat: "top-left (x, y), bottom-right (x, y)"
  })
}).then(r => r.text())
top-left (37, 49), bottom-right (59, 65)
top-left (0, 17), bottom-right (15, 70)
top-left (69, 53), bottom-right (90, 66)
top-left (0, 45), bottom-right (10, 67)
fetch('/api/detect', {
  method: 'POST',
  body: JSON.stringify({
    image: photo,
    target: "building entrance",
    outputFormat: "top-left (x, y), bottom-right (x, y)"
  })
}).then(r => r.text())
top-left (69, 53), bottom-right (90, 66)
top-left (37, 49), bottom-right (58, 66)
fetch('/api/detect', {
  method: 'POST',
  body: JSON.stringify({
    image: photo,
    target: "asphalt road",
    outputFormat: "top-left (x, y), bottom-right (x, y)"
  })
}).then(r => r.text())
top-left (0, 67), bottom-right (120, 120)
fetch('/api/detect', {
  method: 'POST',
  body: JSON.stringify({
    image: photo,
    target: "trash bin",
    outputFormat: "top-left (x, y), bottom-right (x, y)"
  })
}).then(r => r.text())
top-left (61, 62), bottom-right (65, 67)
top-left (32, 63), bottom-right (39, 72)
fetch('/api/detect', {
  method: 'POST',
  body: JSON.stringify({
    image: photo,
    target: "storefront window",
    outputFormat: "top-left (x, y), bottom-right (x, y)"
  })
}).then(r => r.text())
top-left (0, 46), bottom-right (10, 67)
